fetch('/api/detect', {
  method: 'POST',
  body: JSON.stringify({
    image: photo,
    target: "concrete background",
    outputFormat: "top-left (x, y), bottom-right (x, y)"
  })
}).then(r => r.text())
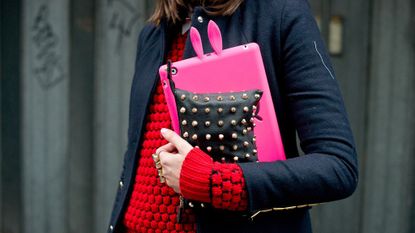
top-left (1, 0), bottom-right (414, 232)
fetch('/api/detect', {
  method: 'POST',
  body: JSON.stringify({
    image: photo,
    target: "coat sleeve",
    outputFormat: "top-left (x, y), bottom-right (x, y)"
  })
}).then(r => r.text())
top-left (238, 0), bottom-right (358, 213)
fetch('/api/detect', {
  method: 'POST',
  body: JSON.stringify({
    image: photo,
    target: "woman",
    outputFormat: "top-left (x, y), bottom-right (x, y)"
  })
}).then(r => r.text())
top-left (108, 0), bottom-right (358, 232)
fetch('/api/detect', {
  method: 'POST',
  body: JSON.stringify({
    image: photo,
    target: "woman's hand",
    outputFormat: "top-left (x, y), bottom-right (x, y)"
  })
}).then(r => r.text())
top-left (155, 128), bottom-right (194, 193)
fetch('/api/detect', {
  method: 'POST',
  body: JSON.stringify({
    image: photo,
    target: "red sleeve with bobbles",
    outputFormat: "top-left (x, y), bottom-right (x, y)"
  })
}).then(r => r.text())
top-left (180, 147), bottom-right (248, 211)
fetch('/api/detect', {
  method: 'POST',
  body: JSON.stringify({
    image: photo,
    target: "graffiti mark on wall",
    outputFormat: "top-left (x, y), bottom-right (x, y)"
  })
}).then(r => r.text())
top-left (32, 4), bottom-right (64, 90)
top-left (108, 0), bottom-right (141, 51)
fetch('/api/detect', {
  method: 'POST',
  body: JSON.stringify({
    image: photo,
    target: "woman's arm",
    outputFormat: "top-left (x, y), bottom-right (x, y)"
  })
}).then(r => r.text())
top-left (238, 0), bottom-right (358, 212)
top-left (158, 129), bottom-right (248, 211)
top-left (159, 0), bottom-right (357, 214)
top-left (180, 147), bottom-right (248, 211)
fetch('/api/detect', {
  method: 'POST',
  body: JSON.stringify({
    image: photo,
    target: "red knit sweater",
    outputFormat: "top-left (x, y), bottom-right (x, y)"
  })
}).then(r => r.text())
top-left (122, 30), bottom-right (247, 233)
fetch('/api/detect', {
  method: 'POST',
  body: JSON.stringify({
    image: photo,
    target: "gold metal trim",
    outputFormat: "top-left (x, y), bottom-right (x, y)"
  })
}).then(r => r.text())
top-left (250, 203), bottom-right (320, 221)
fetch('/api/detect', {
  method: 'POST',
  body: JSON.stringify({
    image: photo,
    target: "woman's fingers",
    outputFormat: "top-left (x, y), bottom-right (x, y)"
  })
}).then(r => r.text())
top-left (155, 142), bottom-right (176, 155)
top-left (160, 128), bottom-right (193, 155)
top-left (158, 150), bottom-right (183, 193)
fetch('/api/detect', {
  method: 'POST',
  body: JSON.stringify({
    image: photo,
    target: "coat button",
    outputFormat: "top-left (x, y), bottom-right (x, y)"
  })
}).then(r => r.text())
top-left (197, 16), bottom-right (203, 23)
top-left (109, 225), bottom-right (114, 231)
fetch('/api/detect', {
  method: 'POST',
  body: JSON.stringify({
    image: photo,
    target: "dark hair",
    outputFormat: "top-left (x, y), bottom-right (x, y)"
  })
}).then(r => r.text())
top-left (148, 0), bottom-right (244, 25)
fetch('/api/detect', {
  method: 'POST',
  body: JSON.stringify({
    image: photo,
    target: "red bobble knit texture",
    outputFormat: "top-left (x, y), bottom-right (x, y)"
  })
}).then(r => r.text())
top-left (123, 31), bottom-right (196, 233)
top-left (123, 29), bottom-right (248, 233)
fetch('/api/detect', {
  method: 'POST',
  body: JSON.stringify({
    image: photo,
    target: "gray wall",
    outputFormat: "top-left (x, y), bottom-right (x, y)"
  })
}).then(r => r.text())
top-left (361, 0), bottom-right (415, 232)
top-left (1, 0), bottom-right (414, 233)
top-left (310, 1), bottom-right (415, 233)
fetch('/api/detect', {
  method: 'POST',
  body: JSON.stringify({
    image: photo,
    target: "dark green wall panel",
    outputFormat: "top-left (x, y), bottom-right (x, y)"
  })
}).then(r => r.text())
top-left (1, 0), bottom-right (23, 233)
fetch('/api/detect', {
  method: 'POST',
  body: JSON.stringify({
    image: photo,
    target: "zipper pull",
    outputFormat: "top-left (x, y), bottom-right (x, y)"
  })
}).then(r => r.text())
top-left (177, 195), bottom-right (185, 223)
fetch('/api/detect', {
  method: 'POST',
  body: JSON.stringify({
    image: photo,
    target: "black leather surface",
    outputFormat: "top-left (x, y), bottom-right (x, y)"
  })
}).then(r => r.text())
top-left (173, 88), bottom-right (263, 163)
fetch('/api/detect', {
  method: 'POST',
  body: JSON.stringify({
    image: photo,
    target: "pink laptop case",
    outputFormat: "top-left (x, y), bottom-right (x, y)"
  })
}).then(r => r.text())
top-left (159, 20), bottom-right (285, 162)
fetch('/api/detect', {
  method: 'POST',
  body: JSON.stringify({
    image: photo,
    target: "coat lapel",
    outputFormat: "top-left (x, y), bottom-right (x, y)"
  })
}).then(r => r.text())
top-left (129, 21), bottom-right (167, 146)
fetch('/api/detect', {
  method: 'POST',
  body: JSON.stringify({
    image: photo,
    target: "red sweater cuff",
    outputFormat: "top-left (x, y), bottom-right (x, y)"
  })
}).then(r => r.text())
top-left (180, 147), bottom-right (213, 203)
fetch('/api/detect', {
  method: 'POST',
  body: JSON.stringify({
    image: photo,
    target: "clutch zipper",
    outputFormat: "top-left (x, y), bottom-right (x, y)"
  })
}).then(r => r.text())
top-left (177, 195), bottom-right (186, 223)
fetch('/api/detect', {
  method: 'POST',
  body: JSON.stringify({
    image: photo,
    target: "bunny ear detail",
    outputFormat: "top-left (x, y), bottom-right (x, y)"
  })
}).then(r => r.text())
top-left (190, 27), bottom-right (204, 59)
top-left (208, 20), bottom-right (223, 55)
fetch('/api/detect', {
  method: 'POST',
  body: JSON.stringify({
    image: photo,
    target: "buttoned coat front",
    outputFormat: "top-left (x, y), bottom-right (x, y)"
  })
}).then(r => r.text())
top-left (107, 0), bottom-right (359, 232)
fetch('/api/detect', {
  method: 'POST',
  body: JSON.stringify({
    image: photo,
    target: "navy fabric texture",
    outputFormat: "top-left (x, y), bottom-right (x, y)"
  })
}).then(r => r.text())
top-left (108, 0), bottom-right (358, 232)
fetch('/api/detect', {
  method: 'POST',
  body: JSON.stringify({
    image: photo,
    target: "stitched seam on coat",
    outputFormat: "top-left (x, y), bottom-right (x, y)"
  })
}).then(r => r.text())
top-left (314, 41), bottom-right (335, 79)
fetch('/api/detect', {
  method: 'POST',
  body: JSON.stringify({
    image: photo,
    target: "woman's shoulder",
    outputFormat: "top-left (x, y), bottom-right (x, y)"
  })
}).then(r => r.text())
top-left (138, 23), bottom-right (160, 40)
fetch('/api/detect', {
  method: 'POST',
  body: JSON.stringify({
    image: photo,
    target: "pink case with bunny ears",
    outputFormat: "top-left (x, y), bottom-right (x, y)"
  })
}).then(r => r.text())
top-left (159, 20), bottom-right (286, 162)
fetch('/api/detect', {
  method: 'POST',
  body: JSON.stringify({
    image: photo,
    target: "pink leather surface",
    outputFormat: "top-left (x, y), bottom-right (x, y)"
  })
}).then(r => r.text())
top-left (159, 22), bottom-right (285, 162)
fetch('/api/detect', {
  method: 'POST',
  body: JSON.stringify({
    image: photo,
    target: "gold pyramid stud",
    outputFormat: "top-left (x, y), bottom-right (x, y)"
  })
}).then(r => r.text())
top-left (192, 134), bottom-right (198, 140)
top-left (181, 120), bottom-right (187, 126)
top-left (217, 96), bottom-right (223, 101)
top-left (205, 121), bottom-right (211, 127)
top-left (183, 132), bottom-right (189, 138)
top-left (204, 96), bottom-right (210, 102)
top-left (219, 145), bottom-right (225, 151)
top-left (205, 134), bottom-right (212, 140)
top-left (231, 120), bottom-right (237, 126)
top-left (193, 95), bottom-right (199, 101)
top-left (243, 106), bottom-right (249, 112)
top-left (230, 107), bottom-right (237, 113)
top-left (205, 107), bottom-right (210, 113)
top-left (180, 107), bottom-right (186, 113)
top-left (233, 156), bottom-right (239, 161)
top-left (242, 93), bottom-right (248, 99)
top-left (192, 121), bottom-right (198, 127)
top-left (218, 120), bottom-right (224, 127)
top-left (207, 146), bottom-right (212, 152)
top-left (192, 108), bottom-right (198, 113)
top-left (218, 134), bottom-right (224, 140)
top-left (180, 94), bottom-right (186, 100)
top-left (232, 133), bottom-right (238, 139)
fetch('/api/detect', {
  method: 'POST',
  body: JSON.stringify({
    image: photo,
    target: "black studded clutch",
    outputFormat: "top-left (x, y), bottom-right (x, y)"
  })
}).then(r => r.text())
top-left (166, 60), bottom-right (263, 163)
top-left (173, 88), bottom-right (262, 162)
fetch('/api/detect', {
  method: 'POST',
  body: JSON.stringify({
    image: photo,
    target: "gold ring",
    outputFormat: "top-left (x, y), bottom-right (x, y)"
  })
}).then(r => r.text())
top-left (153, 151), bottom-right (166, 183)
top-left (155, 161), bottom-right (162, 169)
top-left (157, 168), bottom-right (166, 183)
top-left (152, 153), bottom-right (160, 163)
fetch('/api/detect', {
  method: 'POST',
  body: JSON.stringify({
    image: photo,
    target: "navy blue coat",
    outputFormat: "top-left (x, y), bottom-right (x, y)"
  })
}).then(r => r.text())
top-left (108, 0), bottom-right (358, 232)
